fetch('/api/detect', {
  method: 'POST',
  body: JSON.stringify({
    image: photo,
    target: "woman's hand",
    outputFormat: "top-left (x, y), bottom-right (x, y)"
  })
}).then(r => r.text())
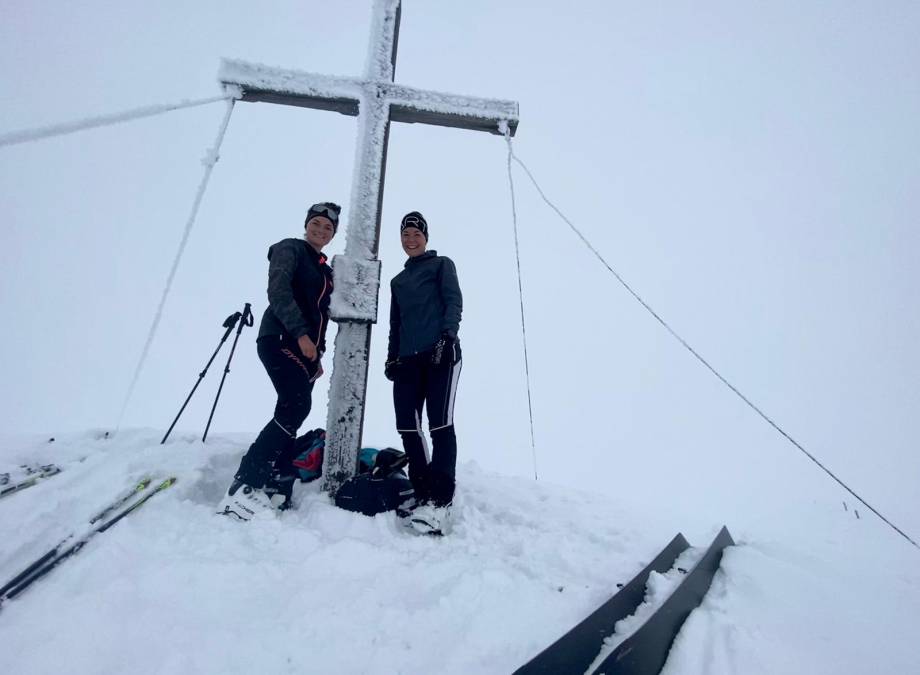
top-left (298, 334), bottom-right (318, 361)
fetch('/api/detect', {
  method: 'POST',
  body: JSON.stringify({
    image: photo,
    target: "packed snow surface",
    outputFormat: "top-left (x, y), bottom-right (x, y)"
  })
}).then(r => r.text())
top-left (1, 431), bottom-right (918, 674)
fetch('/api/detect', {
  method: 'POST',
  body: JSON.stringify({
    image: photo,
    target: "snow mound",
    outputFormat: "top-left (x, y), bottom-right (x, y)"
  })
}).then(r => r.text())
top-left (1, 430), bottom-right (918, 674)
top-left (0, 430), bottom-right (653, 674)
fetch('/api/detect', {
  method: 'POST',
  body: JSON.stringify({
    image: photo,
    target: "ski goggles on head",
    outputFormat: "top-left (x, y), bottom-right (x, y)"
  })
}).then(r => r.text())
top-left (307, 203), bottom-right (340, 226)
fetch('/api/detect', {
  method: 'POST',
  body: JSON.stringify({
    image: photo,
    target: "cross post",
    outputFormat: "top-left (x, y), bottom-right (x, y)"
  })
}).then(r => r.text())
top-left (219, 0), bottom-right (519, 495)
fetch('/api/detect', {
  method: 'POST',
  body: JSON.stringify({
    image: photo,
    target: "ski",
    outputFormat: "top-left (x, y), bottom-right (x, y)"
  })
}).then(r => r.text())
top-left (0, 464), bottom-right (62, 500)
top-left (0, 477), bottom-right (176, 605)
top-left (89, 477), bottom-right (153, 524)
top-left (513, 528), bottom-right (735, 675)
top-left (513, 533), bottom-right (690, 675)
top-left (590, 526), bottom-right (735, 675)
top-left (0, 477), bottom-right (153, 598)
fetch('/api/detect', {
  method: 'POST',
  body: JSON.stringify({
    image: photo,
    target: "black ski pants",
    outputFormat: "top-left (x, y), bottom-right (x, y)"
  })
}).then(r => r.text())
top-left (235, 335), bottom-right (319, 488)
top-left (393, 344), bottom-right (462, 507)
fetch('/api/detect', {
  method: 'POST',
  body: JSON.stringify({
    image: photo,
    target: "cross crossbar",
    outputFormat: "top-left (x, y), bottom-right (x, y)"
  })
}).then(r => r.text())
top-left (220, 59), bottom-right (519, 136)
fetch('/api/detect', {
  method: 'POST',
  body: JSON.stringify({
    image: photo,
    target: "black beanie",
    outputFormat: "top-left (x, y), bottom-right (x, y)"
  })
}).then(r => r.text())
top-left (400, 211), bottom-right (428, 240)
top-left (305, 202), bottom-right (341, 231)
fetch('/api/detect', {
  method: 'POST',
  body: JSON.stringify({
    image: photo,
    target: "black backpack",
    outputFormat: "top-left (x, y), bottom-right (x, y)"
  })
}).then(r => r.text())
top-left (334, 447), bottom-right (414, 517)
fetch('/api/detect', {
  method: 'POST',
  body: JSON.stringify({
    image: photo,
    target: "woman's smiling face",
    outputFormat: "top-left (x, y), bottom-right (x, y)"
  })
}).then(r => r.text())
top-left (305, 216), bottom-right (335, 250)
top-left (401, 227), bottom-right (427, 257)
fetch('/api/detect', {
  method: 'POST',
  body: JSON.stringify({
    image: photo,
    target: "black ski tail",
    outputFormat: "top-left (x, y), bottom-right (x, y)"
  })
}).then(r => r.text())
top-left (513, 533), bottom-right (690, 675)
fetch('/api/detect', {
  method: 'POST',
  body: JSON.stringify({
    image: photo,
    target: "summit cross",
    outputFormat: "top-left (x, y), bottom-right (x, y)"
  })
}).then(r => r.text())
top-left (219, 0), bottom-right (519, 495)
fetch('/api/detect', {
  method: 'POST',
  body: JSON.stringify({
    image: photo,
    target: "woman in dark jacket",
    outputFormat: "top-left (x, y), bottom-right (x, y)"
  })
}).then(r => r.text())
top-left (219, 202), bottom-right (339, 521)
top-left (386, 211), bottom-right (463, 535)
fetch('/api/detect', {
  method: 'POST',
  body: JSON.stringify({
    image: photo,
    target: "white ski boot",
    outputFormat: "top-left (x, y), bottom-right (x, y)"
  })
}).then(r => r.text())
top-left (218, 480), bottom-right (275, 522)
top-left (399, 501), bottom-right (451, 536)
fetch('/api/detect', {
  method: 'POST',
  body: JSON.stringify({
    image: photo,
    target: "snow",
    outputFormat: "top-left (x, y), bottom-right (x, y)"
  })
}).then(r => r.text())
top-left (1, 431), bottom-right (918, 674)
top-left (3, 3), bottom-right (916, 672)
top-left (322, 322), bottom-right (374, 493)
top-left (218, 59), bottom-right (519, 126)
top-left (365, 0), bottom-right (399, 82)
top-left (328, 255), bottom-right (381, 322)
top-left (588, 546), bottom-right (707, 673)
top-left (219, 58), bottom-right (359, 104)
top-left (343, 78), bottom-right (388, 261)
top-left (0, 92), bottom-right (238, 148)
top-left (383, 82), bottom-right (519, 123)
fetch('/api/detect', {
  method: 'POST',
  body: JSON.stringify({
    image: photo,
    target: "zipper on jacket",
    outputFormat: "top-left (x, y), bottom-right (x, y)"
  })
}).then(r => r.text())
top-left (315, 271), bottom-right (330, 349)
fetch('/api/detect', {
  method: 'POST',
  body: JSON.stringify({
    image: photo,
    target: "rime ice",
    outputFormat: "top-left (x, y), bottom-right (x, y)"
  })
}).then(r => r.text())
top-left (218, 0), bottom-right (519, 492)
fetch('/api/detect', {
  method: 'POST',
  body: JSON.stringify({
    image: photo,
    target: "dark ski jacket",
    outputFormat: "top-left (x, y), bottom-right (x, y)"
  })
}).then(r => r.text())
top-left (388, 250), bottom-right (462, 360)
top-left (257, 238), bottom-right (333, 354)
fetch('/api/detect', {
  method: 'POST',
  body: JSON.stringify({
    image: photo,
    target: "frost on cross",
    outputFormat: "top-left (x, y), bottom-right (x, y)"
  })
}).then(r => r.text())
top-left (218, 0), bottom-right (519, 495)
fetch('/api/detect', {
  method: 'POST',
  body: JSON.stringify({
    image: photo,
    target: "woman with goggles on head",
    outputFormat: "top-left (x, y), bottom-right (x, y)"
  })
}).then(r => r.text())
top-left (219, 202), bottom-right (340, 521)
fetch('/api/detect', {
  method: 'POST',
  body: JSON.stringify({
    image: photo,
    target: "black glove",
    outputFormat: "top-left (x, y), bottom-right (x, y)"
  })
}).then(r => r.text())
top-left (431, 333), bottom-right (455, 366)
top-left (384, 358), bottom-right (400, 381)
top-left (370, 447), bottom-right (409, 479)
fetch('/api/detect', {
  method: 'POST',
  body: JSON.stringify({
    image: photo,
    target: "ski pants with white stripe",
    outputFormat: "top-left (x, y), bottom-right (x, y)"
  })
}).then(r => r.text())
top-left (393, 343), bottom-right (462, 507)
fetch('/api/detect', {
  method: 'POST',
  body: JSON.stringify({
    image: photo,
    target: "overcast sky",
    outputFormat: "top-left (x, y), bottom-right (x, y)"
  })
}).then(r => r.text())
top-left (1, 1), bottom-right (917, 540)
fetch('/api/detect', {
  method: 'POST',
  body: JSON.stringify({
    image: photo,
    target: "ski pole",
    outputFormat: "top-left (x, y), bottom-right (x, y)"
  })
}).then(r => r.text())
top-left (202, 302), bottom-right (253, 442)
top-left (161, 310), bottom-right (242, 444)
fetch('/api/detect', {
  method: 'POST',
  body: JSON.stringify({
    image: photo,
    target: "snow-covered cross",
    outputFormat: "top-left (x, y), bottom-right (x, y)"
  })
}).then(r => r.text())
top-left (219, 0), bottom-right (519, 495)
